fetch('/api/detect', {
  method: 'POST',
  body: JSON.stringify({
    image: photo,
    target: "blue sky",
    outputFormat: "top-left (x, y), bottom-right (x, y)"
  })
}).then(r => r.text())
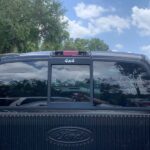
top-left (61, 0), bottom-right (150, 56)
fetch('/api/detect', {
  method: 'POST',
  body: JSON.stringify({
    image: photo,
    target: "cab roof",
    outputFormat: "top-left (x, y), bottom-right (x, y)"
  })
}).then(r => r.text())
top-left (0, 50), bottom-right (147, 62)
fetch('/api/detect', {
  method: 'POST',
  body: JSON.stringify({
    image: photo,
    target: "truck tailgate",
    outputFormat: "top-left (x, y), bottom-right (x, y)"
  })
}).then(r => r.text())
top-left (0, 110), bottom-right (150, 150)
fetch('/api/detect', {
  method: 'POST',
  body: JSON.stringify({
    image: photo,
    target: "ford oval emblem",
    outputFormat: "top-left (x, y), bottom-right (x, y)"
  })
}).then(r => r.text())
top-left (47, 127), bottom-right (93, 145)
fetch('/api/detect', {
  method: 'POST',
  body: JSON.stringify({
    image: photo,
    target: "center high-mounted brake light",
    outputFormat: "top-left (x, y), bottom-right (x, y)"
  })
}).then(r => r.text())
top-left (63, 51), bottom-right (78, 56)
top-left (53, 51), bottom-right (90, 57)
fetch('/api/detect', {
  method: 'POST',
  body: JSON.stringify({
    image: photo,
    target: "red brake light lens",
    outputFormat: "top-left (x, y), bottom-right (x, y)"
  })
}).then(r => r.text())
top-left (63, 51), bottom-right (79, 56)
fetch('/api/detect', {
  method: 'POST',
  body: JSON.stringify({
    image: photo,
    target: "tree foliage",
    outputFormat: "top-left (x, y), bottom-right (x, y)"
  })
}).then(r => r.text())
top-left (62, 38), bottom-right (109, 51)
top-left (0, 0), bottom-right (68, 53)
top-left (0, 0), bottom-right (109, 53)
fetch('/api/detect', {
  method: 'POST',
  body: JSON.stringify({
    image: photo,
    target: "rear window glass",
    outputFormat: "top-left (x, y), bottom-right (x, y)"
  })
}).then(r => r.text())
top-left (0, 61), bottom-right (48, 107)
top-left (93, 61), bottom-right (150, 107)
top-left (51, 65), bottom-right (90, 102)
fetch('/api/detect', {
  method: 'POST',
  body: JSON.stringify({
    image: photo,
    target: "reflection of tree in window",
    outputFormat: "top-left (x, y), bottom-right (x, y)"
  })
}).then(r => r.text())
top-left (115, 62), bottom-right (148, 96)
top-left (94, 61), bottom-right (150, 107)
top-left (0, 61), bottom-right (48, 106)
top-left (51, 65), bottom-right (90, 102)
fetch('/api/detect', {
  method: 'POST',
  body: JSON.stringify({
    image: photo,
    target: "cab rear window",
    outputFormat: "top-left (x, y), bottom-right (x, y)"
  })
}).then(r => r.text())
top-left (93, 61), bottom-right (150, 107)
top-left (51, 65), bottom-right (90, 102)
top-left (1, 59), bottom-right (150, 108)
top-left (0, 61), bottom-right (48, 107)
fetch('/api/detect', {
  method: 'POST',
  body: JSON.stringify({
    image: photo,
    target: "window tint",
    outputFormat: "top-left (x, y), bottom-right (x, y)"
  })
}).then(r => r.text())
top-left (51, 65), bottom-right (90, 102)
top-left (0, 61), bottom-right (48, 107)
top-left (93, 61), bottom-right (150, 107)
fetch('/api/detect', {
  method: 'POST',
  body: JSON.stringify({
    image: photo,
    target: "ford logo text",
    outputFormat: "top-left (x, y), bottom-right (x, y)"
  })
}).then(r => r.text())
top-left (47, 127), bottom-right (93, 146)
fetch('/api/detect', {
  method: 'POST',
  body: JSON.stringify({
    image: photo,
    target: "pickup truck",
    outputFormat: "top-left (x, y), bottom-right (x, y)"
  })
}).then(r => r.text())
top-left (0, 51), bottom-right (149, 150)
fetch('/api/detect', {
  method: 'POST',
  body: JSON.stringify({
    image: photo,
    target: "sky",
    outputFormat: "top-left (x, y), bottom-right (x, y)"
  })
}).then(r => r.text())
top-left (61, 0), bottom-right (150, 57)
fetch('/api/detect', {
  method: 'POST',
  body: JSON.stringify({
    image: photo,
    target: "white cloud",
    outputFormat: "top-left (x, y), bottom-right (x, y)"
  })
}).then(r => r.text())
top-left (63, 15), bottom-right (130, 38)
top-left (115, 43), bottom-right (123, 49)
top-left (90, 15), bottom-right (130, 34)
top-left (62, 16), bottom-right (91, 38)
top-left (62, 3), bottom-right (130, 38)
top-left (139, 44), bottom-right (150, 58)
top-left (132, 6), bottom-right (150, 36)
top-left (141, 45), bottom-right (150, 52)
top-left (74, 2), bottom-right (106, 19)
top-left (0, 62), bottom-right (47, 82)
top-left (140, 45), bottom-right (150, 57)
top-left (68, 20), bottom-right (90, 38)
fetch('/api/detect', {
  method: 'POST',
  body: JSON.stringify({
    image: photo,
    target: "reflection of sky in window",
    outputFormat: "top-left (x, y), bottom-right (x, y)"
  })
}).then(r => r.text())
top-left (94, 62), bottom-right (123, 79)
top-left (0, 61), bottom-right (48, 82)
top-left (52, 65), bottom-right (90, 84)
top-left (94, 61), bottom-right (149, 95)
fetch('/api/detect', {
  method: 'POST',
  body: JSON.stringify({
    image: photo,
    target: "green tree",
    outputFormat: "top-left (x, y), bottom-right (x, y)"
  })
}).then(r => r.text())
top-left (62, 38), bottom-right (76, 50)
top-left (62, 38), bottom-right (109, 51)
top-left (75, 38), bottom-right (89, 51)
top-left (88, 38), bottom-right (109, 51)
top-left (0, 0), bottom-right (68, 53)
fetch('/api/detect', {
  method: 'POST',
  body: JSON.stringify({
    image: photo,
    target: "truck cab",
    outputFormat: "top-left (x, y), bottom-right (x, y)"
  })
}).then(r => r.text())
top-left (0, 51), bottom-right (150, 150)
